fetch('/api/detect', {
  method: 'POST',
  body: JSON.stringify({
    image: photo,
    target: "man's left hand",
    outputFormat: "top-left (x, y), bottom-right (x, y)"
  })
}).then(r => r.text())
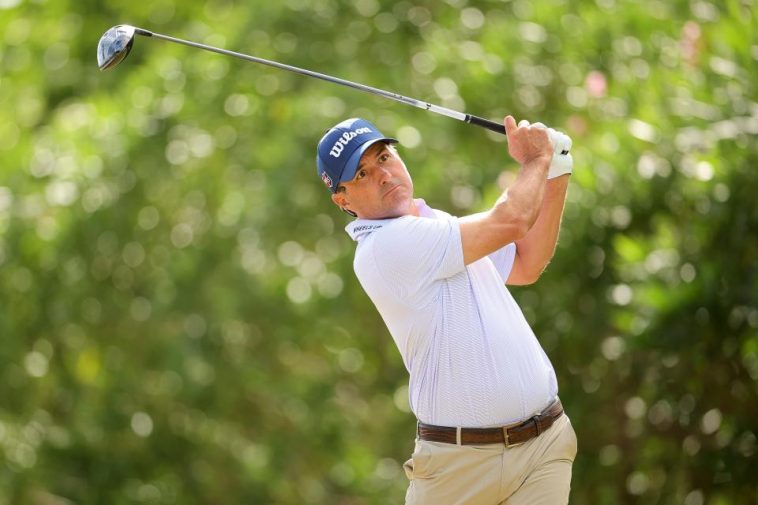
top-left (531, 122), bottom-right (573, 179)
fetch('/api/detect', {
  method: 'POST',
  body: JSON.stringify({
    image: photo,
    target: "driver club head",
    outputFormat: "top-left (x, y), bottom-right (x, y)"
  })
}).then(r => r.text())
top-left (97, 25), bottom-right (136, 71)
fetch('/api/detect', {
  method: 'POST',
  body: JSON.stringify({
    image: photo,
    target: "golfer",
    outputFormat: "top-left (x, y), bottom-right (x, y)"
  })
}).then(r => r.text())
top-left (316, 115), bottom-right (576, 504)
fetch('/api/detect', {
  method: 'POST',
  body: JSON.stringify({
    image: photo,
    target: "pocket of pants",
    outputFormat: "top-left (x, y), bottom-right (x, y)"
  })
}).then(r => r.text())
top-left (408, 439), bottom-right (495, 480)
top-left (403, 457), bottom-right (414, 480)
top-left (563, 417), bottom-right (578, 460)
top-left (408, 439), bottom-right (458, 479)
top-left (408, 440), bottom-right (433, 479)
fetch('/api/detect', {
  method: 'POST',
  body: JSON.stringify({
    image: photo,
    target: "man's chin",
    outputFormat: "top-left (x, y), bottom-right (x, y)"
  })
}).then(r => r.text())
top-left (363, 203), bottom-right (412, 220)
top-left (384, 198), bottom-right (415, 219)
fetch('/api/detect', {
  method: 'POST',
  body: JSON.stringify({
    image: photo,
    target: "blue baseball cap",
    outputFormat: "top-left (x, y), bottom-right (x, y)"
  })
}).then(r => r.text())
top-left (316, 118), bottom-right (397, 193)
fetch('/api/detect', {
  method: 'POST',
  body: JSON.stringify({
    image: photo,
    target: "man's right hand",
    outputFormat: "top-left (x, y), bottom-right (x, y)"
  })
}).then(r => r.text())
top-left (504, 116), bottom-right (553, 168)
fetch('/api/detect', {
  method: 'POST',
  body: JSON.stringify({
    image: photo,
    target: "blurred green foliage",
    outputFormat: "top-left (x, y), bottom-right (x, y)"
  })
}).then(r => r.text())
top-left (1, 0), bottom-right (756, 503)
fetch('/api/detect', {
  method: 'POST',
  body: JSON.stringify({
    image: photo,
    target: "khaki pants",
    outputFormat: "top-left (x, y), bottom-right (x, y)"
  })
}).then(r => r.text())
top-left (404, 415), bottom-right (577, 505)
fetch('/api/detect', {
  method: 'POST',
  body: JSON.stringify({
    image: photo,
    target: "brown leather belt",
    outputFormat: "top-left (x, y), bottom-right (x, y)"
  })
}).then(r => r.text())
top-left (417, 398), bottom-right (564, 447)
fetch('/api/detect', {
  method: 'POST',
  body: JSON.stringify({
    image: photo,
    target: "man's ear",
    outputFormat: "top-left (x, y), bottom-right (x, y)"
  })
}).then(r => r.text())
top-left (331, 191), bottom-right (357, 217)
top-left (331, 191), bottom-right (347, 209)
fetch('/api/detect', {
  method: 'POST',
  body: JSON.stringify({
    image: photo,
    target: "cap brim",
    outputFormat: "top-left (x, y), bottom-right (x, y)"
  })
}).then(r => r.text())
top-left (338, 137), bottom-right (398, 186)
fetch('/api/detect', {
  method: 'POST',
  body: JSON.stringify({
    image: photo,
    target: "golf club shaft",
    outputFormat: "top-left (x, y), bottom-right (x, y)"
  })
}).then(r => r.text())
top-left (133, 28), bottom-right (506, 136)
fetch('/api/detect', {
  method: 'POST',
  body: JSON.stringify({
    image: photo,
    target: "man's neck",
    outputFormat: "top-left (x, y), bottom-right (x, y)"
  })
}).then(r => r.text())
top-left (357, 199), bottom-right (421, 220)
top-left (408, 198), bottom-right (421, 217)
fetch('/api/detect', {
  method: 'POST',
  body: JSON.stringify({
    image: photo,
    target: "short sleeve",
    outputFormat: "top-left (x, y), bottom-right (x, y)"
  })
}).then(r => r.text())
top-left (368, 216), bottom-right (465, 304)
top-left (488, 242), bottom-right (517, 282)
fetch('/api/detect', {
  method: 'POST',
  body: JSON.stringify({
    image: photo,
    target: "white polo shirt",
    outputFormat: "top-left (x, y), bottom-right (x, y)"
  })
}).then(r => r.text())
top-left (346, 199), bottom-right (558, 427)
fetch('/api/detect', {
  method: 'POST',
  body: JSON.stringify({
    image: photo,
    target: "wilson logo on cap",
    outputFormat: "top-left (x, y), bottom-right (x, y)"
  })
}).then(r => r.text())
top-left (329, 127), bottom-right (372, 158)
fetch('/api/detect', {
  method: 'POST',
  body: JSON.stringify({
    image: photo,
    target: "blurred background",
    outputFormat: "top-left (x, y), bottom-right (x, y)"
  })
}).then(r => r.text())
top-left (1, 0), bottom-right (756, 503)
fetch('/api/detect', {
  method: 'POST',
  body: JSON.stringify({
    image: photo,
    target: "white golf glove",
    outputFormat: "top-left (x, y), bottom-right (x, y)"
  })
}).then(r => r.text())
top-left (523, 121), bottom-right (574, 179)
top-left (546, 128), bottom-right (573, 179)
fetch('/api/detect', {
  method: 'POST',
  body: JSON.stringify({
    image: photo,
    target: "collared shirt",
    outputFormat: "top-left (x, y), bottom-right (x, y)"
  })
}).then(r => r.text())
top-left (346, 199), bottom-right (558, 427)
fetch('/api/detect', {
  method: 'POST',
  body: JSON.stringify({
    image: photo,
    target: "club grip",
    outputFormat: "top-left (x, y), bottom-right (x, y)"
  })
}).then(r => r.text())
top-left (466, 114), bottom-right (506, 135)
top-left (467, 113), bottom-right (570, 154)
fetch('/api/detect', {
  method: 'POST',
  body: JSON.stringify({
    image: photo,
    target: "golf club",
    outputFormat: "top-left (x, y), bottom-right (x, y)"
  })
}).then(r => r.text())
top-left (97, 25), bottom-right (568, 154)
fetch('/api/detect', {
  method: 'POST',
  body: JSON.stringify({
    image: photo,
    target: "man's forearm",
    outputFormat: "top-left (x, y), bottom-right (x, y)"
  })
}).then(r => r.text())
top-left (492, 156), bottom-right (551, 234)
top-left (513, 174), bottom-right (570, 276)
top-left (459, 117), bottom-right (557, 266)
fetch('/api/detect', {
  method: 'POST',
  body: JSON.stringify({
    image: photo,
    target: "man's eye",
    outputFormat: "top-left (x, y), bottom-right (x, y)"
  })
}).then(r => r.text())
top-left (379, 154), bottom-right (389, 162)
top-left (357, 170), bottom-right (366, 179)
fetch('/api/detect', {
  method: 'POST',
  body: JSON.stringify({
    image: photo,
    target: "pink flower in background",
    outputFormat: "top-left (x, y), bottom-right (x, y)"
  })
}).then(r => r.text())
top-left (586, 70), bottom-right (607, 98)
top-left (681, 21), bottom-right (702, 67)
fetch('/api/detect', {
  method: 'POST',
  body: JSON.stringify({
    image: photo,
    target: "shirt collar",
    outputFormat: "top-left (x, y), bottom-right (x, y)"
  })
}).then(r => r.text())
top-left (345, 198), bottom-right (434, 242)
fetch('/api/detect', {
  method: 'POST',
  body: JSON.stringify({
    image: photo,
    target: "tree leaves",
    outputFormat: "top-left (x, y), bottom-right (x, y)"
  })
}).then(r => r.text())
top-left (1, 1), bottom-right (756, 503)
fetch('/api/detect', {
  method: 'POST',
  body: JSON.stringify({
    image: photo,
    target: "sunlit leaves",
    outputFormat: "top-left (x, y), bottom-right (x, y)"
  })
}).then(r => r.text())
top-left (0, 0), bottom-right (756, 503)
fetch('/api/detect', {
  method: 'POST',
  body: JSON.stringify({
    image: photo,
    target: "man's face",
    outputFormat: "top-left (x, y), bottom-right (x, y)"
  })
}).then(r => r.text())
top-left (331, 142), bottom-right (415, 220)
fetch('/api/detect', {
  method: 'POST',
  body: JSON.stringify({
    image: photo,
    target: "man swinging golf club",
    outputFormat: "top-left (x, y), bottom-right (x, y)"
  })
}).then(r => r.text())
top-left (316, 115), bottom-right (577, 504)
top-left (99, 25), bottom-right (576, 500)
top-left (98, 20), bottom-right (578, 503)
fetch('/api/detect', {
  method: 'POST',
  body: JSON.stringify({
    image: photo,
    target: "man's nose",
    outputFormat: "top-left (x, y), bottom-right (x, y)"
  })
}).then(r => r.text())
top-left (376, 166), bottom-right (392, 184)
